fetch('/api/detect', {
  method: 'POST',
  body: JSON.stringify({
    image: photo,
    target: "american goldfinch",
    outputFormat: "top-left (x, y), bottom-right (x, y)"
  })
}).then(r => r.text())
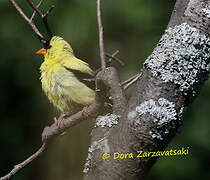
top-left (37, 36), bottom-right (95, 115)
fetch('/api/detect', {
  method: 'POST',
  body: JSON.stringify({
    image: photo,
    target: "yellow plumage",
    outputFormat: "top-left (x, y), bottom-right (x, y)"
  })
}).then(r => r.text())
top-left (39, 36), bottom-right (95, 115)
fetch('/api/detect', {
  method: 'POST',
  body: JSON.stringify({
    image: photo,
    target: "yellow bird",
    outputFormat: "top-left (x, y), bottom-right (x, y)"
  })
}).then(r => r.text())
top-left (37, 36), bottom-right (95, 116)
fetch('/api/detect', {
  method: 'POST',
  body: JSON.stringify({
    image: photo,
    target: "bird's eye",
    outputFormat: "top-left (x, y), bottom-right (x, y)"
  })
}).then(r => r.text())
top-left (46, 45), bottom-right (52, 49)
top-left (43, 42), bottom-right (52, 50)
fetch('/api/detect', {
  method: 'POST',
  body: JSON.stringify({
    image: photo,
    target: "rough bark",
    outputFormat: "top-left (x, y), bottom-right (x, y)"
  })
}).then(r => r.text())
top-left (84, 0), bottom-right (210, 179)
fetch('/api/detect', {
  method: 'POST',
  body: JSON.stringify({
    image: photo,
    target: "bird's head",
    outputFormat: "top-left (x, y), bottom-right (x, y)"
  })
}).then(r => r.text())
top-left (36, 36), bottom-right (74, 60)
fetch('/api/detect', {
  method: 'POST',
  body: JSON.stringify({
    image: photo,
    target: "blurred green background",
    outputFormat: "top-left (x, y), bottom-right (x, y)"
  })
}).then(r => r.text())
top-left (1, 0), bottom-right (210, 180)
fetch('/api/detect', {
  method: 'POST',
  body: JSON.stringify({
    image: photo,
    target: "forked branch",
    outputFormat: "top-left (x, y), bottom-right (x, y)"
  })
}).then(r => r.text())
top-left (9, 0), bottom-right (44, 40)
top-left (9, 0), bottom-right (54, 47)
top-left (26, 0), bottom-right (54, 41)
top-left (105, 51), bottom-right (125, 66)
top-left (30, 0), bottom-right (43, 21)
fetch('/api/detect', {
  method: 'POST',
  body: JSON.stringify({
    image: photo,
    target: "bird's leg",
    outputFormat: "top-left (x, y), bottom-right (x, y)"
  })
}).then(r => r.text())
top-left (56, 113), bottom-right (67, 127)
top-left (81, 106), bottom-right (89, 117)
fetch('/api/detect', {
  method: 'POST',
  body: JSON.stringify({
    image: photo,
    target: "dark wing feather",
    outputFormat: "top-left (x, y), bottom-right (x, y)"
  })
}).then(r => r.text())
top-left (64, 66), bottom-right (95, 90)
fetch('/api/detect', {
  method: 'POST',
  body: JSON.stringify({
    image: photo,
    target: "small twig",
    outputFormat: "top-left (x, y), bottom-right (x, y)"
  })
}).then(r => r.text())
top-left (26, 0), bottom-right (43, 17)
top-left (121, 72), bottom-right (142, 90)
top-left (0, 143), bottom-right (46, 180)
top-left (26, 0), bottom-right (54, 39)
top-left (9, 0), bottom-right (44, 39)
top-left (9, 0), bottom-right (54, 47)
top-left (97, 0), bottom-right (106, 69)
top-left (42, 5), bottom-right (54, 39)
top-left (43, 5), bottom-right (55, 18)
top-left (108, 50), bottom-right (119, 62)
top-left (94, 50), bottom-right (121, 74)
top-left (105, 51), bottom-right (125, 66)
top-left (121, 73), bottom-right (140, 86)
top-left (30, 0), bottom-right (43, 22)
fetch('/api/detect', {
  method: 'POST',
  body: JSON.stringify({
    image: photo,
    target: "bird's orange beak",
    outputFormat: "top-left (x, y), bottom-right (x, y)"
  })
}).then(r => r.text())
top-left (36, 48), bottom-right (47, 55)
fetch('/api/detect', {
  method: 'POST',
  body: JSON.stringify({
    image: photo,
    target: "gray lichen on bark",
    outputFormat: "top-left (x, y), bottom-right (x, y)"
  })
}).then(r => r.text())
top-left (145, 23), bottom-right (210, 96)
top-left (95, 113), bottom-right (120, 128)
top-left (202, 4), bottom-right (210, 18)
top-left (135, 98), bottom-right (177, 125)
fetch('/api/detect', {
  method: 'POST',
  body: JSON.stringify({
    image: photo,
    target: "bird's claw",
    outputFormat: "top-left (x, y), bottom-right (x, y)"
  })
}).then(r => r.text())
top-left (81, 106), bottom-right (89, 117)
top-left (56, 113), bottom-right (67, 128)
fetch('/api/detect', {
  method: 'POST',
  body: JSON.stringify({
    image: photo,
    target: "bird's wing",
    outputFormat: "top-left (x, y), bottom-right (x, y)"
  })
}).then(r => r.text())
top-left (61, 56), bottom-right (95, 90)
top-left (64, 66), bottom-right (95, 91)
top-left (62, 56), bottom-right (93, 74)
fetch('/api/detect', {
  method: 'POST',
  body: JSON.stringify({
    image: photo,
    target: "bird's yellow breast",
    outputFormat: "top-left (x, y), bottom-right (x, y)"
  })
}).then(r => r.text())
top-left (40, 58), bottom-right (95, 114)
top-left (40, 60), bottom-right (63, 110)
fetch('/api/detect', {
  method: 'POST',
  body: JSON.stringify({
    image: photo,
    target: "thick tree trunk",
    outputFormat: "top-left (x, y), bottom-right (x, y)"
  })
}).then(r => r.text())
top-left (84, 0), bottom-right (210, 179)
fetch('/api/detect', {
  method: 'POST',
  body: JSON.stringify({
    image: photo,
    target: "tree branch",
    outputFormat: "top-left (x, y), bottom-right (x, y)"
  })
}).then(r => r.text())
top-left (0, 144), bottom-right (46, 180)
top-left (84, 0), bottom-right (210, 179)
top-left (121, 72), bottom-right (142, 90)
top-left (9, 0), bottom-right (44, 40)
top-left (0, 67), bottom-right (122, 179)
top-left (30, 0), bottom-right (43, 22)
top-left (9, 0), bottom-right (54, 47)
top-left (97, 0), bottom-right (106, 69)
top-left (105, 51), bottom-right (125, 66)
top-left (26, 0), bottom-right (54, 40)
